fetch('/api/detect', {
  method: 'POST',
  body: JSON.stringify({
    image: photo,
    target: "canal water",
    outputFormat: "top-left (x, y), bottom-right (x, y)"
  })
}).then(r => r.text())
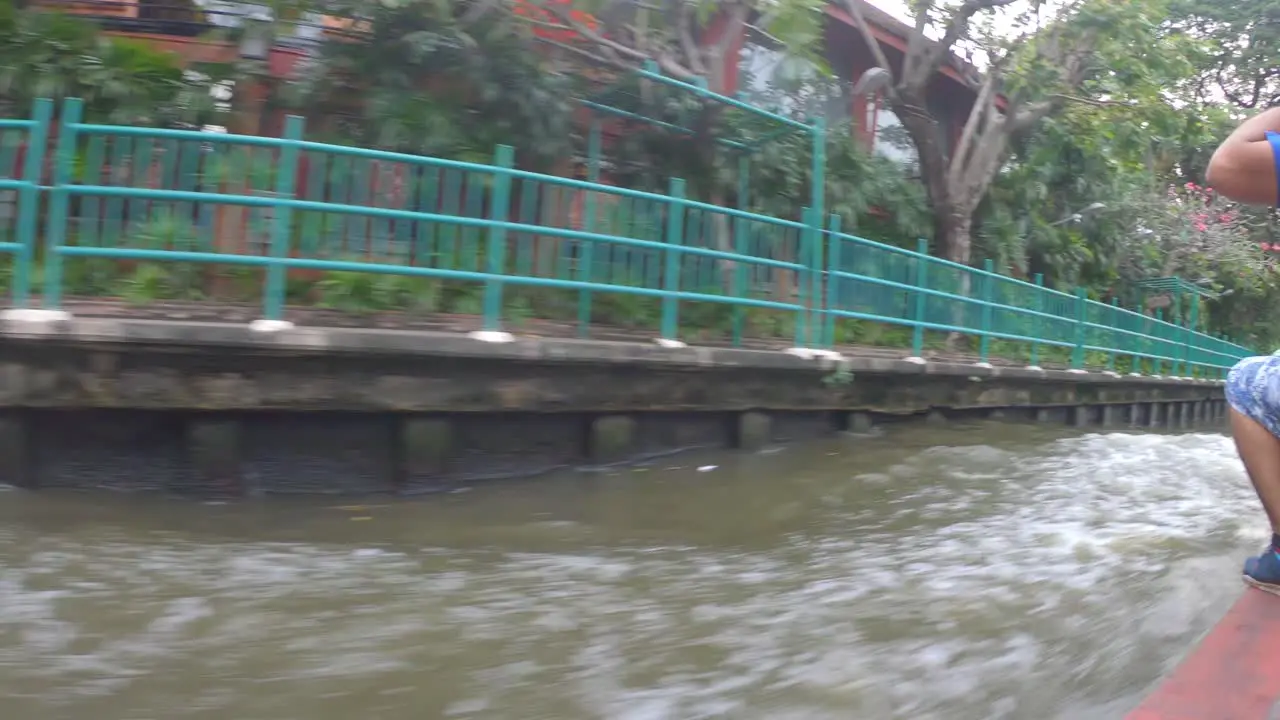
top-left (0, 422), bottom-right (1259, 720)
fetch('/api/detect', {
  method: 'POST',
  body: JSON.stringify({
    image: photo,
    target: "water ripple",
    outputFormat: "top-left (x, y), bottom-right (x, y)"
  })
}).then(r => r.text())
top-left (0, 425), bottom-right (1258, 719)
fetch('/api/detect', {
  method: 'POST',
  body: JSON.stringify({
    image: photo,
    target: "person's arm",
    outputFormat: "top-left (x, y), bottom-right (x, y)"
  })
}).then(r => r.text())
top-left (1206, 108), bottom-right (1280, 205)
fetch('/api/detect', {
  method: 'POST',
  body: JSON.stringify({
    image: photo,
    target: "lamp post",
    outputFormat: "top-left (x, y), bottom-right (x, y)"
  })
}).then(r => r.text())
top-left (229, 5), bottom-right (276, 136)
top-left (852, 67), bottom-right (892, 97)
top-left (1050, 202), bottom-right (1107, 226)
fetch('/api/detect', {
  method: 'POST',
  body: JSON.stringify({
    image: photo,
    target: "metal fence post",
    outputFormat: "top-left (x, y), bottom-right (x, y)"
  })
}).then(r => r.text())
top-left (1184, 294), bottom-right (1200, 378)
top-left (794, 206), bottom-right (811, 349)
top-left (788, 204), bottom-right (808, 348)
top-left (809, 116), bottom-right (826, 348)
top-left (1154, 308), bottom-right (1165, 376)
top-left (660, 178), bottom-right (685, 342)
top-left (1133, 303), bottom-right (1146, 375)
top-left (979, 258), bottom-right (994, 363)
top-left (823, 214), bottom-right (842, 349)
top-left (910, 238), bottom-right (928, 357)
top-left (731, 154), bottom-right (749, 347)
top-left (577, 120), bottom-right (602, 338)
top-left (262, 115), bottom-right (303, 322)
top-left (43, 98), bottom-right (83, 310)
top-left (1071, 287), bottom-right (1086, 370)
top-left (1029, 273), bottom-right (1044, 367)
top-left (1108, 298), bottom-right (1119, 372)
top-left (482, 145), bottom-right (514, 332)
top-left (14, 98), bottom-right (52, 309)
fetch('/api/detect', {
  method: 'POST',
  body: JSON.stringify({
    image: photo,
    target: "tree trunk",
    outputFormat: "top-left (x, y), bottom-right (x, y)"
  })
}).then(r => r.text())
top-left (937, 203), bottom-right (975, 351)
top-left (937, 205), bottom-right (973, 265)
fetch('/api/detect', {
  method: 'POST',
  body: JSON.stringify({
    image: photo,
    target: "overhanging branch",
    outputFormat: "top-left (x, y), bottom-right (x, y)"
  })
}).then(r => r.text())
top-left (838, 0), bottom-right (900, 101)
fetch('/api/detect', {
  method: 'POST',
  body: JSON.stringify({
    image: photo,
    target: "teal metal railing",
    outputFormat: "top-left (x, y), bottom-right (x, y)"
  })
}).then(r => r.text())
top-left (0, 98), bottom-right (1257, 376)
top-left (0, 98), bottom-right (52, 308)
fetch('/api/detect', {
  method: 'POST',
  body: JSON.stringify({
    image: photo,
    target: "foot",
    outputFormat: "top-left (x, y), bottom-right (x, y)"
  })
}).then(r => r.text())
top-left (1243, 548), bottom-right (1280, 595)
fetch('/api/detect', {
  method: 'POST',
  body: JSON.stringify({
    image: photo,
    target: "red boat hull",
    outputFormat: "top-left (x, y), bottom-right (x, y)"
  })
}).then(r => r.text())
top-left (1128, 588), bottom-right (1280, 719)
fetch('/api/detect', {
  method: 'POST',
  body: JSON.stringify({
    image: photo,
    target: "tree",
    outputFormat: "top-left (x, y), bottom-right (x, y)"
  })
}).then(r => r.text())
top-left (287, 0), bottom-right (577, 167)
top-left (976, 44), bottom-right (1224, 286)
top-left (1117, 182), bottom-right (1266, 286)
top-left (839, 0), bottom-right (1171, 266)
top-left (0, 6), bottom-right (210, 125)
top-left (505, 0), bottom-right (827, 185)
top-left (516, 0), bottom-right (826, 96)
top-left (1169, 0), bottom-right (1280, 109)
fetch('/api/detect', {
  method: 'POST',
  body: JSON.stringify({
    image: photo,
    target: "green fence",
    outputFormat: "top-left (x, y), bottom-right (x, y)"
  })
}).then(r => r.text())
top-left (0, 98), bottom-right (1257, 376)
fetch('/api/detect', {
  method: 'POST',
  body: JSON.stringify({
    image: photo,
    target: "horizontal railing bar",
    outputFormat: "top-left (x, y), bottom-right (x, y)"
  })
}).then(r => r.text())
top-left (54, 247), bottom-right (804, 311)
top-left (62, 185), bottom-right (808, 271)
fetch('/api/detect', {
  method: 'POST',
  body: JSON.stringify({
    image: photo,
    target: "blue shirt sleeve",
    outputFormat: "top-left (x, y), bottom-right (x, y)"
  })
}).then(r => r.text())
top-left (1266, 131), bottom-right (1280, 206)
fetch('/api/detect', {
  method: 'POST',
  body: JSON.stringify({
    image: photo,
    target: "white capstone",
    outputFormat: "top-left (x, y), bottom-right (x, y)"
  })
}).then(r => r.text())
top-left (1, 308), bottom-right (70, 322)
top-left (468, 330), bottom-right (514, 343)
top-left (249, 319), bottom-right (295, 333)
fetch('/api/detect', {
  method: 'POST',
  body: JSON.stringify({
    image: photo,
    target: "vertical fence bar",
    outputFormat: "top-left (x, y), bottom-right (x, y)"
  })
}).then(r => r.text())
top-left (1071, 287), bottom-right (1086, 370)
top-left (806, 216), bottom-right (823, 349)
top-left (1029, 273), bottom-right (1044, 367)
top-left (482, 145), bottom-right (514, 332)
top-left (979, 259), bottom-right (994, 363)
top-left (1221, 333), bottom-right (1233, 379)
top-left (577, 120), bottom-right (601, 338)
top-left (1132, 303), bottom-right (1145, 374)
top-left (14, 98), bottom-right (52, 309)
top-left (43, 98), bottom-right (83, 310)
top-left (809, 117), bottom-right (826, 348)
top-left (1154, 309), bottom-right (1165, 376)
top-left (731, 154), bottom-right (749, 347)
top-left (910, 238), bottom-right (928, 358)
top-left (1184, 295), bottom-right (1199, 378)
top-left (794, 206), bottom-right (811, 349)
top-left (660, 178), bottom-right (685, 342)
top-left (261, 116), bottom-right (302, 322)
top-left (823, 214), bottom-right (842, 349)
top-left (1108, 298), bottom-right (1119, 372)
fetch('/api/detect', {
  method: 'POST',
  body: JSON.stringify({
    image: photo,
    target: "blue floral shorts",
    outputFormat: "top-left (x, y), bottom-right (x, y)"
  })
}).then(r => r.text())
top-left (1227, 355), bottom-right (1280, 438)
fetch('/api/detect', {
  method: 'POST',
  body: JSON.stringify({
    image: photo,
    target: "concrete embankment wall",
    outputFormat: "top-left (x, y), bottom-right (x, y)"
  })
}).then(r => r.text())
top-left (0, 318), bottom-right (1231, 496)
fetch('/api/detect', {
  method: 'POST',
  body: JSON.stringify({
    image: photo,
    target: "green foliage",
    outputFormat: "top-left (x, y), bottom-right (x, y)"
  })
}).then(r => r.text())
top-left (1167, 0), bottom-right (1280, 109)
top-left (314, 269), bottom-right (444, 314)
top-left (0, 7), bottom-right (213, 125)
top-left (289, 0), bottom-right (577, 169)
top-left (602, 74), bottom-right (929, 245)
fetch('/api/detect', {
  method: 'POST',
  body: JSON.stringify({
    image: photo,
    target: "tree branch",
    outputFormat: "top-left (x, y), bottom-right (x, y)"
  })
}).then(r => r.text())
top-left (901, 0), bottom-right (933, 84)
top-left (538, 0), bottom-right (649, 64)
top-left (678, 0), bottom-right (708, 76)
top-left (906, 0), bottom-right (1021, 91)
top-left (949, 62), bottom-right (1001, 191)
top-left (533, 34), bottom-right (628, 70)
top-left (837, 0), bottom-right (900, 101)
top-left (1047, 93), bottom-right (1134, 108)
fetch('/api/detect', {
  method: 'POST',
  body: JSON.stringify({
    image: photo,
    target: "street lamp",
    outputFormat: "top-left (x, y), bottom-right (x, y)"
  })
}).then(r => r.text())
top-left (1050, 202), bottom-right (1107, 226)
top-left (852, 67), bottom-right (893, 97)
top-left (238, 7), bottom-right (274, 61)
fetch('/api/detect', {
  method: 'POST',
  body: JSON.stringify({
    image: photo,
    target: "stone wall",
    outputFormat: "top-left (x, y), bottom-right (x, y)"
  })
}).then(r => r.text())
top-left (0, 317), bottom-right (1234, 495)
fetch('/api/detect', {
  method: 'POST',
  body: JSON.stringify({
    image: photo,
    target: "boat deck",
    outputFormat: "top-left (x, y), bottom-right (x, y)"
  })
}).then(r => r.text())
top-left (1129, 588), bottom-right (1280, 719)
